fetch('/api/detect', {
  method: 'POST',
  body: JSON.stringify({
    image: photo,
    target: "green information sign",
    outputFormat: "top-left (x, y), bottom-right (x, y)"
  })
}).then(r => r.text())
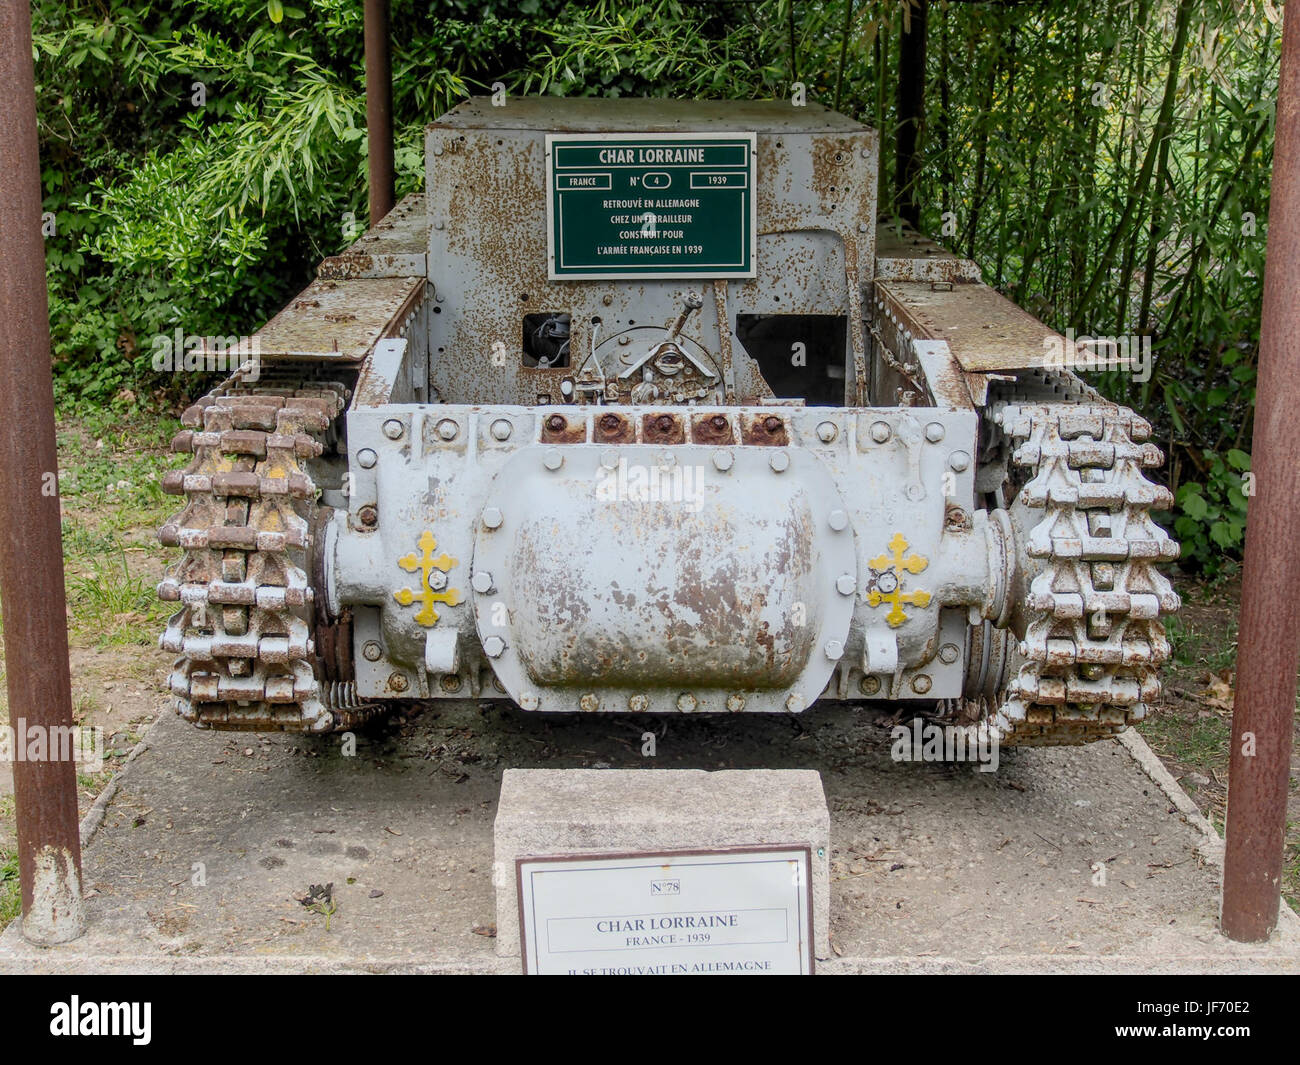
top-left (546, 133), bottom-right (757, 280)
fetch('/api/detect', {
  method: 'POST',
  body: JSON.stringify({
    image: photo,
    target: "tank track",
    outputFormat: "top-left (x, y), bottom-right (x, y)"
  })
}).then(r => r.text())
top-left (157, 370), bottom-right (379, 733)
top-left (977, 390), bottom-right (1181, 746)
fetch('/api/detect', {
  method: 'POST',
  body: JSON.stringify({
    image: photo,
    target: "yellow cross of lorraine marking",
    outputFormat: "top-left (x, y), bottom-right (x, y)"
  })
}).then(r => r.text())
top-left (867, 532), bottom-right (932, 629)
top-left (394, 530), bottom-right (462, 627)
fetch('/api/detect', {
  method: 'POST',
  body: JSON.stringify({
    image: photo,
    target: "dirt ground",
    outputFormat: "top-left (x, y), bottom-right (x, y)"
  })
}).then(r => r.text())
top-left (0, 416), bottom-right (1296, 929)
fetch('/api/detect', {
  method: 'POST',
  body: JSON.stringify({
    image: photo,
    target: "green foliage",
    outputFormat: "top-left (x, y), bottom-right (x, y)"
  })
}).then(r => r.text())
top-left (1172, 449), bottom-right (1251, 573)
top-left (34, 0), bottom-right (1279, 574)
top-left (898, 0), bottom-right (1276, 571)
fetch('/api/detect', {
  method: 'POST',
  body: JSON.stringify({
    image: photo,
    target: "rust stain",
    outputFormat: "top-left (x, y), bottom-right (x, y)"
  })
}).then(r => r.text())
top-left (690, 412), bottom-right (734, 445)
top-left (642, 412), bottom-right (685, 444)
top-left (740, 412), bottom-right (789, 446)
top-left (539, 412), bottom-right (586, 444)
top-left (594, 411), bottom-right (635, 444)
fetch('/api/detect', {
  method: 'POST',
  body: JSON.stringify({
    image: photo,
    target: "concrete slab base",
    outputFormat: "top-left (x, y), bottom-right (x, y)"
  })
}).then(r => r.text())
top-left (0, 700), bottom-right (1296, 974)
top-left (492, 768), bottom-right (830, 958)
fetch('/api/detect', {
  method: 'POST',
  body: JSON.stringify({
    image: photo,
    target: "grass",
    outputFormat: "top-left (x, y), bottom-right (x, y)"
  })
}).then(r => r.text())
top-left (55, 409), bottom-right (180, 648)
top-left (0, 849), bottom-right (17, 932)
top-left (0, 798), bottom-right (16, 931)
top-left (1141, 712), bottom-right (1233, 782)
top-left (1165, 609), bottom-right (1238, 673)
top-left (66, 546), bottom-right (168, 647)
top-left (1288, 824), bottom-right (1300, 910)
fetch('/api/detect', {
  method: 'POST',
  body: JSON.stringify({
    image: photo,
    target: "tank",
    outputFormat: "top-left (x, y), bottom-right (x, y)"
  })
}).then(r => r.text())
top-left (157, 98), bottom-right (1181, 746)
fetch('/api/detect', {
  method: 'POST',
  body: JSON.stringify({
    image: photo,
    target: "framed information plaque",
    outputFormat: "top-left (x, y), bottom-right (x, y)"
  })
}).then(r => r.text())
top-left (545, 132), bottom-right (757, 280)
top-left (516, 845), bottom-right (813, 975)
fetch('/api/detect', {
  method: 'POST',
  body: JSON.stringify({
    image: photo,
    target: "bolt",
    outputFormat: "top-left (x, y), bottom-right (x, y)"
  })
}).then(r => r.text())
top-left (472, 571), bottom-right (493, 594)
top-left (362, 641), bottom-right (382, 662)
top-left (656, 414), bottom-right (674, 432)
top-left (911, 674), bottom-right (933, 694)
top-left (825, 639), bottom-right (844, 661)
top-left (560, 379), bottom-right (574, 397)
top-left (677, 692), bottom-right (697, 712)
top-left (483, 635), bottom-right (505, 658)
top-left (437, 419), bottom-right (458, 441)
top-left (482, 507), bottom-right (504, 530)
top-left (769, 451), bottom-right (790, 473)
top-left (870, 421), bottom-right (891, 443)
top-left (440, 673), bottom-right (463, 693)
top-left (949, 450), bottom-right (971, 472)
top-left (544, 449), bottom-right (563, 471)
top-left (925, 422), bottom-right (945, 443)
top-left (602, 294), bottom-right (613, 306)
top-left (382, 419), bottom-right (404, 440)
top-left (546, 414), bottom-right (567, 432)
top-left (628, 694), bottom-right (649, 712)
top-left (828, 508), bottom-right (849, 531)
top-left (836, 574), bottom-right (856, 596)
top-left (600, 413), bottom-right (620, 433)
top-left (579, 692), bottom-right (599, 712)
top-left (491, 418), bottom-right (512, 441)
top-left (388, 672), bottom-right (409, 693)
top-left (358, 505), bottom-right (378, 527)
top-left (519, 691), bottom-right (539, 711)
top-left (859, 675), bottom-right (881, 696)
top-left (713, 450), bottom-right (734, 471)
top-left (945, 504), bottom-right (970, 529)
top-left (817, 421), bottom-right (837, 442)
top-left (357, 448), bottom-right (378, 469)
top-left (764, 415), bottom-right (782, 433)
top-left (726, 693), bottom-right (746, 712)
top-left (939, 643), bottom-right (961, 665)
top-left (427, 569), bottom-right (448, 591)
top-left (785, 692), bottom-right (806, 712)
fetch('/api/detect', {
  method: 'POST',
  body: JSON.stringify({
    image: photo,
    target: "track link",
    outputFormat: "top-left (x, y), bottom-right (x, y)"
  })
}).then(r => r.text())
top-left (157, 371), bottom-right (378, 732)
top-left (987, 401), bottom-right (1181, 746)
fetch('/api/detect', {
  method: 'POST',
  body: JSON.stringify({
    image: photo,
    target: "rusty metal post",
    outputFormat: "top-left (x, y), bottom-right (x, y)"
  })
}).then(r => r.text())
top-left (0, 4), bottom-right (85, 943)
top-left (1222, 2), bottom-right (1300, 942)
top-left (365, 0), bottom-right (396, 223)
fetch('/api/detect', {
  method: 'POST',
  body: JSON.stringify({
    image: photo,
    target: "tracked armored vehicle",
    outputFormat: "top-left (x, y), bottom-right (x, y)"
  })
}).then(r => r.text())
top-left (157, 98), bottom-right (1180, 746)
